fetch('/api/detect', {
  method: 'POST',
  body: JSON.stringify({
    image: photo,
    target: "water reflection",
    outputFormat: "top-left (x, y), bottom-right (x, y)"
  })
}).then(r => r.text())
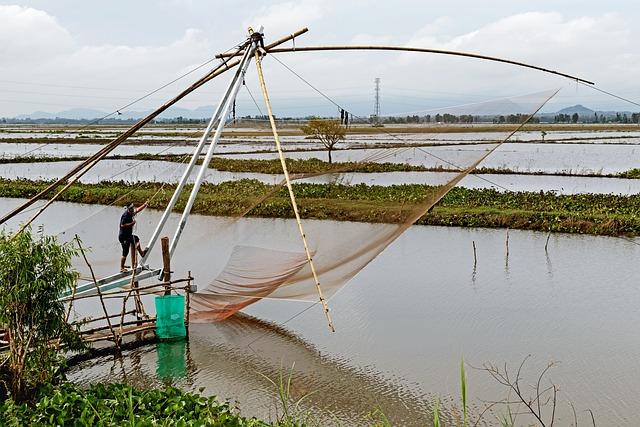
top-left (68, 313), bottom-right (448, 426)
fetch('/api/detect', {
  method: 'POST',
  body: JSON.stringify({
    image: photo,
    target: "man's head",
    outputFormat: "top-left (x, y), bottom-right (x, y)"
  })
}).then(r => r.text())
top-left (125, 203), bottom-right (135, 213)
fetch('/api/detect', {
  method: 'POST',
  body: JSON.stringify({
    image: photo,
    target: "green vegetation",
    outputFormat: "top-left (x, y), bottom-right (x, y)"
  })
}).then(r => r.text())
top-left (0, 228), bottom-right (84, 401)
top-left (617, 168), bottom-right (640, 179)
top-left (3, 178), bottom-right (640, 236)
top-left (0, 383), bottom-right (290, 426)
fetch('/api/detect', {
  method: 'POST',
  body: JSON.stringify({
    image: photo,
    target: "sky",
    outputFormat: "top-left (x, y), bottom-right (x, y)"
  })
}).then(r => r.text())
top-left (1, 1), bottom-right (639, 118)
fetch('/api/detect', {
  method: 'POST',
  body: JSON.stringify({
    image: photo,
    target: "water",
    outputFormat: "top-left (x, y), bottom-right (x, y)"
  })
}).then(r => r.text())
top-left (3, 129), bottom-right (640, 176)
top-left (2, 198), bottom-right (639, 425)
top-left (2, 159), bottom-right (640, 195)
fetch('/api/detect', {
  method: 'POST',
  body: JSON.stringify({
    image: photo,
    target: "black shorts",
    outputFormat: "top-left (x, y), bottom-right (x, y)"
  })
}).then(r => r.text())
top-left (119, 235), bottom-right (139, 257)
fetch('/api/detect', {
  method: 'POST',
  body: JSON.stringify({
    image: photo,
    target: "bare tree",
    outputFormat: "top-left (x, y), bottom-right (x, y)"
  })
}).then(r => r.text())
top-left (301, 119), bottom-right (345, 164)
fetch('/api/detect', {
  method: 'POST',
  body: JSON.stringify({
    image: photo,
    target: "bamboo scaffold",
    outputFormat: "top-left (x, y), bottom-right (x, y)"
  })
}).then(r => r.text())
top-left (2, 27), bottom-right (309, 234)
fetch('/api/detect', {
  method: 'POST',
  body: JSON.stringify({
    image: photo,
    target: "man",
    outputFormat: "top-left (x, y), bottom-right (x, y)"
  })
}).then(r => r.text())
top-left (119, 202), bottom-right (148, 272)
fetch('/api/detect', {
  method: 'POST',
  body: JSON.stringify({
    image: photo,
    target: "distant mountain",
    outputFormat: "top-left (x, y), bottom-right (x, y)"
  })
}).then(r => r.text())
top-left (554, 104), bottom-right (595, 115)
top-left (12, 106), bottom-right (216, 121)
top-left (15, 108), bottom-right (110, 120)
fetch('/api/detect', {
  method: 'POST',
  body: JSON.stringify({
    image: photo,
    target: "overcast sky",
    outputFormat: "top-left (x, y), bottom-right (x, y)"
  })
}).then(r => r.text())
top-left (1, 1), bottom-right (639, 117)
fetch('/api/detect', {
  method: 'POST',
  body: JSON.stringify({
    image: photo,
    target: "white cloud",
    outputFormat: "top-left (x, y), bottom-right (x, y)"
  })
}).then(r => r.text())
top-left (403, 12), bottom-right (639, 89)
top-left (0, 5), bottom-right (74, 63)
top-left (243, 1), bottom-right (326, 36)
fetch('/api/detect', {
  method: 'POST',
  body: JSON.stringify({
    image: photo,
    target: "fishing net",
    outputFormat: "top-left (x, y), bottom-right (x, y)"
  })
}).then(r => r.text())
top-left (0, 64), bottom-right (560, 325)
top-left (187, 86), bottom-right (559, 321)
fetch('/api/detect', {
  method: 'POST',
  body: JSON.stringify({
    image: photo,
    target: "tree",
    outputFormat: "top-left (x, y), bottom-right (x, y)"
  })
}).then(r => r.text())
top-left (0, 228), bottom-right (84, 400)
top-left (301, 119), bottom-right (345, 164)
top-left (571, 113), bottom-right (579, 123)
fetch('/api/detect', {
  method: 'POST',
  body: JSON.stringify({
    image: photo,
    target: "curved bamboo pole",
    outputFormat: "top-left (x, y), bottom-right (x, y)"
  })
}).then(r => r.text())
top-left (219, 44), bottom-right (592, 85)
top-left (254, 45), bottom-right (336, 333)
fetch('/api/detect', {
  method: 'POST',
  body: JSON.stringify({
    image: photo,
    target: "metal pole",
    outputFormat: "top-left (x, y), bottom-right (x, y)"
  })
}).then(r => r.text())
top-left (168, 28), bottom-right (263, 258)
top-left (139, 44), bottom-right (250, 265)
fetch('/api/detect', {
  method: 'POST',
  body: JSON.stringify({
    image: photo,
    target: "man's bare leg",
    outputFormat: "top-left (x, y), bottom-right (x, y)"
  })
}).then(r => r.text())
top-left (136, 242), bottom-right (147, 257)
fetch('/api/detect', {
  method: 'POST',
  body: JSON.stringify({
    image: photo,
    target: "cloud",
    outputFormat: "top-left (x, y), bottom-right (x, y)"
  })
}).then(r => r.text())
top-left (0, 5), bottom-right (74, 63)
top-left (403, 12), bottom-right (638, 89)
top-left (243, 1), bottom-right (326, 36)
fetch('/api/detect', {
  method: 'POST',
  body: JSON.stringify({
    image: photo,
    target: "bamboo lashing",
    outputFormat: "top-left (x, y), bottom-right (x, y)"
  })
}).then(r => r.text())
top-left (253, 43), bottom-right (335, 332)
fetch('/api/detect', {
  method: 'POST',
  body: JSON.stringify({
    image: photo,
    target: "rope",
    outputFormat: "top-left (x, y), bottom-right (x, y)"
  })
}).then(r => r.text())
top-left (578, 82), bottom-right (640, 110)
top-left (269, 54), bottom-right (523, 190)
top-left (254, 47), bottom-right (336, 333)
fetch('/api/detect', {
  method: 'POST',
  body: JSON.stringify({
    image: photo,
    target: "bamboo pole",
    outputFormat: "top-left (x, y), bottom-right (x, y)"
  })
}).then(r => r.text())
top-left (84, 324), bottom-right (156, 344)
top-left (254, 45), bottom-right (335, 332)
top-left (215, 27), bottom-right (309, 59)
top-left (74, 235), bottom-right (119, 348)
top-left (61, 278), bottom-right (192, 302)
top-left (82, 318), bottom-right (156, 336)
top-left (73, 310), bottom-right (136, 325)
top-left (260, 45), bottom-right (593, 84)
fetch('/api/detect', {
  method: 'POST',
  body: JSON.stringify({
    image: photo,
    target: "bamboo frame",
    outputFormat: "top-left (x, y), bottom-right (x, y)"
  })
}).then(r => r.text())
top-left (4, 27), bottom-right (309, 233)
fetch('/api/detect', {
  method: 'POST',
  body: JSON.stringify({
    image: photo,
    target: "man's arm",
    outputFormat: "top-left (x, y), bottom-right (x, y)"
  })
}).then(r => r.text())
top-left (135, 202), bottom-right (149, 214)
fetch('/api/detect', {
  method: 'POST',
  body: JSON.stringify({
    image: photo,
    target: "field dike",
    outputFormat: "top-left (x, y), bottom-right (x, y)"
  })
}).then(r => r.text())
top-left (2, 178), bottom-right (640, 236)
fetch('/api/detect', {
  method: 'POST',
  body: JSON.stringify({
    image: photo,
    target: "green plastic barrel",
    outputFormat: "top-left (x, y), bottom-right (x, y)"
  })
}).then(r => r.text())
top-left (155, 295), bottom-right (186, 339)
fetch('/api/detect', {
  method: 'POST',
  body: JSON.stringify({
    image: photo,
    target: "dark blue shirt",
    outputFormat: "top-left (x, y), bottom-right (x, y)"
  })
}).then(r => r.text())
top-left (119, 210), bottom-right (134, 238)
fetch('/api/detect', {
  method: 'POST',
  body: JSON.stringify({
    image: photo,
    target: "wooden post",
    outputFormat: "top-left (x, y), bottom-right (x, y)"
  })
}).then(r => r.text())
top-left (505, 228), bottom-right (510, 258)
top-left (161, 237), bottom-right (171, 295)
top-left (185, 271), bottom-right (191, 339)
top-left (545, 229), bottom-right (551, 252)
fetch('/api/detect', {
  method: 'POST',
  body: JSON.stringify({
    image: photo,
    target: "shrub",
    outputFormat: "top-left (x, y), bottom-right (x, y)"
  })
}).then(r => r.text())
top-left (0, 227), bottom-right (84, 401)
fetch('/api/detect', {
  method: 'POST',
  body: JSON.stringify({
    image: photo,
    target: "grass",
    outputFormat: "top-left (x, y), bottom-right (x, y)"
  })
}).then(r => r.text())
top-left (3, 178), bottom-right (640, 236)
top-left (0, 382), bottom-right (278, 426)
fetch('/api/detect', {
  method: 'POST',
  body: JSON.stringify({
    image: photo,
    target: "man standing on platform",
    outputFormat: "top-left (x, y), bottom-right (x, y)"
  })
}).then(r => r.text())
top-left (118, 202), bottom-right (148, 272)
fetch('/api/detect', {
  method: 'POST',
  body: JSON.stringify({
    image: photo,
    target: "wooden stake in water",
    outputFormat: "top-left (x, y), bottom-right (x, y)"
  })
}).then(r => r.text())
top-left (545, 229), bottom-right (551, 252)
top-left (472, 240), bottom-right (477, 269)
top-left (505, 228), bottom-right (510, 258)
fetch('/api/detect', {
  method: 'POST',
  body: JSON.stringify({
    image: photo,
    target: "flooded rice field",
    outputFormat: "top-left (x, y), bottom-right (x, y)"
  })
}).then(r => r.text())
top-left (2, 198), bottom-right (640, 425)
top-left (2, 158), bottom-right (640, 195)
